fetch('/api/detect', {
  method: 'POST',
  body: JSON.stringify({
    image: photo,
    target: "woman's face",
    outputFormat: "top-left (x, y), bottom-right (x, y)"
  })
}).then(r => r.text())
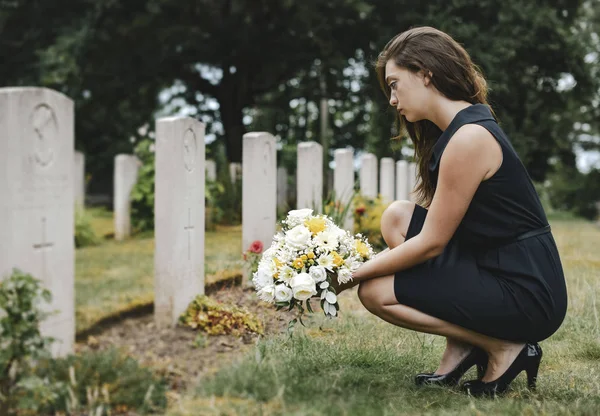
top-left (384, 60), bottom-right (431, 123)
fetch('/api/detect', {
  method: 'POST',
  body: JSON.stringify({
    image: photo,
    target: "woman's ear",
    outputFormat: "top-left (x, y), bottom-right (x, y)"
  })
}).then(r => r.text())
top-left (423, 70), bottom-right (433, 86)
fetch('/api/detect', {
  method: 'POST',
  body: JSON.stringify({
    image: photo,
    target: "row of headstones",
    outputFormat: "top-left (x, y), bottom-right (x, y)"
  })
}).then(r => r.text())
top-left (0, 87), bottom-right (420, 358)
top-left (113, 146), bottom-right (418, 239)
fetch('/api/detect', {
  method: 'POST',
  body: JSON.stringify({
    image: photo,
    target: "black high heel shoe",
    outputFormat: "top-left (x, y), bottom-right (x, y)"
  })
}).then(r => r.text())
top-left (415, 347), bottom-right (488, 387)
top-left (461, 343), bottom-right (542, 397)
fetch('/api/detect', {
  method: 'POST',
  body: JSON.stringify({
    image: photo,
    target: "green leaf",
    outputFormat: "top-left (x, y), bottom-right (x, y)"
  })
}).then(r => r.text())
top-left (306, 299), bottom-right (314, 314)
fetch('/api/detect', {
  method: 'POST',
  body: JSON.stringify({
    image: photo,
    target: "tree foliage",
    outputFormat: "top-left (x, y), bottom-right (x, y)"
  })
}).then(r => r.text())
top-left (1, 0), bottom-right (599, 194)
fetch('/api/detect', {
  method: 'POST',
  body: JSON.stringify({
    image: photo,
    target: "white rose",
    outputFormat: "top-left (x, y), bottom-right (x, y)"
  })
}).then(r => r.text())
top-left (286, 225), bottom-right (312, 249)
top-left (290, 272), bottom-right (317, 301)
top-left (257, 285), bottom-right (275, 303)
top-left (309, 266), bottom-right (327, 283)
top-left (287, 208), bottom-right (313, 221)
top-left (274, 284), bottom-right (293, 302)
top-left (252, 268), bottom-right (274, 289)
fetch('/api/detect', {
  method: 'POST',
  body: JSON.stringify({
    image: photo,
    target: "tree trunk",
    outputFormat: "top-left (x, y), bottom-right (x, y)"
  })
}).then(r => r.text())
top-left (220, 103), bottom-right (245, 163)
top-left (217, 70), bottom-right (247, 164)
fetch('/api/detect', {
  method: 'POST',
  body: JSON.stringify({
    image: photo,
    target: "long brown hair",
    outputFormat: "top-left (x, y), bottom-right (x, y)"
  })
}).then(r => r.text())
top-left (375, 26), bottom-right (491, 207)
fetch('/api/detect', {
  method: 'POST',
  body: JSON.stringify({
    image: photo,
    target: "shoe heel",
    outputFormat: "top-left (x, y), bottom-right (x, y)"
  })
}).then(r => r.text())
top-left (476, 363), bottom-right (486, 379)
top-left (525, 357), bottom-right (541, 389)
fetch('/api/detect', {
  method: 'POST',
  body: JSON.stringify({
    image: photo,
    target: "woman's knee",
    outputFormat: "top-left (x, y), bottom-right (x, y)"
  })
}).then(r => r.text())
top-left (358, 275), bottom-right (398, 314)
top-left (381, 200), bottom-right (414, 247)
top-left (358, 280), bottom-right (381, 313)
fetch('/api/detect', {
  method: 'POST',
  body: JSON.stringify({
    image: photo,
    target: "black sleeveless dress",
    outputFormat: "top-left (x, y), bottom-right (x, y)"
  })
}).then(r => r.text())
top-left (393, 104), bottom-right (568, 343)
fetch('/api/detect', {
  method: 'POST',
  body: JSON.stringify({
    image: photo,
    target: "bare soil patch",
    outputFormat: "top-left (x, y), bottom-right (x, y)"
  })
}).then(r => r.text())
top-left (75, 286), bottom-right (296, 393)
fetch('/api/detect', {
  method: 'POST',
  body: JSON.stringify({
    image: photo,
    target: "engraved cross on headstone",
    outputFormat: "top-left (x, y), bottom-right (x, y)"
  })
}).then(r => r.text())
top-left (183, 208), bottom-right (194, 260)
top-left (33, 216), bottom-right (54, 279)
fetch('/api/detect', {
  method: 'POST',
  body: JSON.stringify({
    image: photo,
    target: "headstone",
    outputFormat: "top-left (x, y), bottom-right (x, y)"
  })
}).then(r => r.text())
top-left (396, 160), bottom-right (409, 201)
top-left (380, 157), bottom-right (395, 203)
top-left (74, 151), bottom-right (85, 209)
top-left (0, 87), bottom-right (75, 357)
top-left (242, 132), bottom-right (276, 283)
top-left (408, 162), bottom-right (418, 203)
top-left (206, 159), bottom-right (217, 181)
top-left (154, 117), bottom-right (205, 327)
top-left (277, 166), bottom-right (288, 211)
top-left (296, 141), bottom-right (323, 211)
top-left (334, 148), bottom-right (354, 230)
top-left (229, 162), bottom-right (241, 183)
top-left (114, 154), bottom-right (140, 240)
top-left (359, 153), bottom-right (378, 199)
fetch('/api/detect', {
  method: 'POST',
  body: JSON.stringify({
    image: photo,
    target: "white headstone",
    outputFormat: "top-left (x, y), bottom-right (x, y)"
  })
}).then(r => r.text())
top-left (334, 148), bottom-right (354, 230)
top-left (114, 154), bottom-right (140, 240)
top-left (242, 132), bottom-right (276, 283)
top-left (154, 117), bottom-right (205, 327)
top-left (297, 141), bottom-right (323, 211)
top-left (277, 166), bottom-right (288, 211)
top-left (206, 159), bottom-right (217, 181)
top-left (359, 153), bottom-right (378, 199)
top-left (229, 162), bottom-right (242, 183)
top-left (408, 162), bottom-right (418, 203)
top-left (74, 151), bottom-right (85, 209)
top-left (380, 157), bottom-right (395, 203)
top-left (396, 160), bottom-right (409, 201)
top-left (0, 87), bottom-right (75, 357)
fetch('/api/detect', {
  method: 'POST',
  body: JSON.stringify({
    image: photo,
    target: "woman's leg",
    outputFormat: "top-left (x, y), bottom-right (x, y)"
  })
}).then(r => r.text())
top-left (358, 276), bottom-right (525, 381)
top-left (356, 200), bottom-right (524, 380)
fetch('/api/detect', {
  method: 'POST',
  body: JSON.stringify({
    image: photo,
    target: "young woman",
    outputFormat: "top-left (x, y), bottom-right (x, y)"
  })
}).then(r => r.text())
top-left (338, 27), bottom-right (568, 397)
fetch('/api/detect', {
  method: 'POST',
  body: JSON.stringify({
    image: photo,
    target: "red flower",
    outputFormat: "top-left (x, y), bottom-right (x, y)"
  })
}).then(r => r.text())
top-left (355, 206), bottom-right (366, 215)
top-left (249, 240), bottom-right (263, 254)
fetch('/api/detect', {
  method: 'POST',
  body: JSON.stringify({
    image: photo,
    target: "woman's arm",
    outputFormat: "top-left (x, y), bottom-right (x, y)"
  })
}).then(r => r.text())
top-left (352, 124), bottom-right (502, 280)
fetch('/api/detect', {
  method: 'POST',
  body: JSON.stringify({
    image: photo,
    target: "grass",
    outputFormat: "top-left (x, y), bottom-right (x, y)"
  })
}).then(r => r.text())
top-left (168, 219), bottom-right (600, 415)
top-left (75, 208), bottom-right (243, 333)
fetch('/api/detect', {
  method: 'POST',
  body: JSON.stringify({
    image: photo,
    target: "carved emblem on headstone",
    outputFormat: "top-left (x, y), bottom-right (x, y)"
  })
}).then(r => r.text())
top-left (31, 104), bottom-right (58, 168)
top-left (183, 128), bottom-right (197, 172)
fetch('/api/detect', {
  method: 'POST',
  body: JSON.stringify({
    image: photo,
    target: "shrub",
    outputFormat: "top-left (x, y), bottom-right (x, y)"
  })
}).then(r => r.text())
top-left (32, 348), bottom-right (168, 415)
top-left (74, 208), bottom-right (101, 248)
top-left (206, 179), bottom-right (226, 230)
top-left (180, 295), bottom-right (263, 336)
top-left (321, 188), bottom-right (358, 228)
top-left (0, 269), bottom-right (55, 415)
top-left (353, 194), bottom-right (389, 252)
top-left (0, 269), bottom-right (167, 415)
top-left (130, 139), bottom-right (155, 234)
top-left (545, 164), bottom-right (600, 221)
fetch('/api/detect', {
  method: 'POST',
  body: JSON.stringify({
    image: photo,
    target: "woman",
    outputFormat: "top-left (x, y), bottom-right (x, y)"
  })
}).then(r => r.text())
top-left (338, 27), bottom-right (568, 397)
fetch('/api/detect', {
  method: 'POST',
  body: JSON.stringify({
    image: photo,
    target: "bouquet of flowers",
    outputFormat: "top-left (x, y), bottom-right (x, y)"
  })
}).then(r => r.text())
top-left (252, 208), bottom-right (374, 324)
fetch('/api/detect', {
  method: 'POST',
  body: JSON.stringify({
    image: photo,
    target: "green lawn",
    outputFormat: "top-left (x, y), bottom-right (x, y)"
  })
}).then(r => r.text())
top-left (75, 208), bottom-right (242, 333)
top-left (168, 219), bottom-right (600, 415)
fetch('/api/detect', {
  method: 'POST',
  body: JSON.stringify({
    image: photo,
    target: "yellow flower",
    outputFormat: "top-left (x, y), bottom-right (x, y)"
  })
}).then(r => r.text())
top-left (293, 258), bottom-right (304, 269)
top-left (300, 254), bottom-right (308, 261)
top-left (307, 252), bottom-right (315, 259)
top-left (331, 251), bottom-right (344, 267)
top-left (304, 217), bottom-right (327, 235)
top-left (274, 258), bottom-right (282, 268)
top-left (355, 240), bottom-right (369, 258)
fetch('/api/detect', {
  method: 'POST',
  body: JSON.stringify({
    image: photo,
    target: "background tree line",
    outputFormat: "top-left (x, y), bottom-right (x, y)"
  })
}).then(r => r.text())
top-left (1, 0), bottom-right (600, 217)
